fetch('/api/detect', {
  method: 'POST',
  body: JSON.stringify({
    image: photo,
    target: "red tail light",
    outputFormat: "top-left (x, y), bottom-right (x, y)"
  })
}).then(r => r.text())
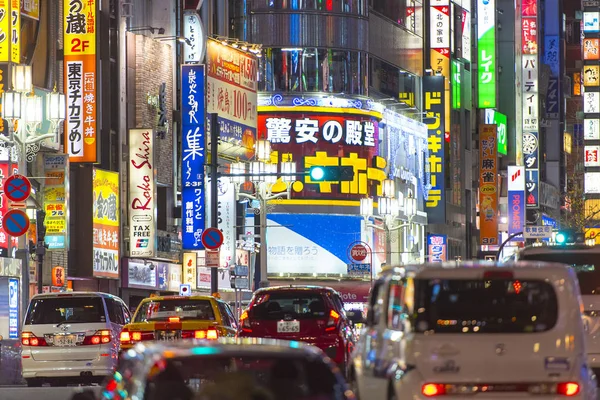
top-left (206, 329), bottom-right (218, 340)
top-left (181, 330), bottom-right (213, 339)
top-left (240, 311), bottom-right (252, 333)
top-left (326, 310), bottom-right (340, 332)
top-left (168, 316), bottom-right (180, 323)
top-left (82, 330), bottom-right (112, 345)
top-left (422, 383), bottom-right (445, 397)
top-left (557, 382), bottom-right (580, 396)
top-left (483, 271), bottom-right (513, 279)
top-left (119, 329), bottom-right (154, 344)
top-left (21, 332), bottom-right (48, 347)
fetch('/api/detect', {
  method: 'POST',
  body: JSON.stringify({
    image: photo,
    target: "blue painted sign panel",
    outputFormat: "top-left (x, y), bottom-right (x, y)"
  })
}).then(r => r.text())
top-left (8, 278), bottom-right (18, 339)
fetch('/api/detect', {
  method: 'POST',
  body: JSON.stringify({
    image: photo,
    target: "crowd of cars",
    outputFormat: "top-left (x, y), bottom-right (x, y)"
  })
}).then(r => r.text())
top-left (17, 242), bottom-right (600, 399)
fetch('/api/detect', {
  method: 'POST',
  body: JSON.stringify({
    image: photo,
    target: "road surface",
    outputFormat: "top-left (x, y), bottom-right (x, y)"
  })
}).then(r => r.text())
top-left (2, 385), bottom-right (102, 400)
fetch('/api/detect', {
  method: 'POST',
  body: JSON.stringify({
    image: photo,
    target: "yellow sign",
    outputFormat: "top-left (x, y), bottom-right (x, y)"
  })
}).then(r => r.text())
top-left (92, 168), bottom-right (119, 279)
top-left (564, 132), bottom-right (572, 154)
top-left (64, 0), bottom-right (96, 56)
top-left (182, 253), bottom-right (197, 290)
top-left (44, 187), bottom-right (66, 202)
top-left (10, 0), bottom-right (19, 63)
top-left (45, 219), bottom-right (66, 233)
top-left (21, 0), bottom-right (39, 20)
top-left (92, 169), bottom-right (119, 227)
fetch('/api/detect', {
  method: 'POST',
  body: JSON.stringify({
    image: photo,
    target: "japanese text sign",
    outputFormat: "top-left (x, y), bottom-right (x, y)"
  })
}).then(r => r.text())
top-left (92, 168), bottom-right (119, 279)
top-left (584, 65), bottom-right (600, 87)
top-left (51, 266), bottom-right (65, 287)
top-left (423, 75), bottom-right (446, 224)
top-left (43, 155), bottom-right (68, 250)
top-left (479, 125), bottom-right (498, 246)
top-left (524, 132), bottom-right (539, 208)
top-left (484, 109), bottom-right (507, 155)
top-left (477, 0), bottom-right (496, 108)
top-left (128, 129), bottom-right (156, 257)
top-left (21, 0), bottom-right (39, 20)
top-left (507, 166), bottom-right (525, 241)
top-left (522, 55), bottom-right (539, 131)
top-left (183, 10), bottom-right (206, 63)
top-left (584, 39), bottom-right (600, 60)
top-left (64, 0), bottom-right (97, 163)
top-left (0, 0), bottom-right (20, 62)
top-left (427, 234), bottom-right (447, 262)
top-left (181, 65), bottom-right (206, 250)
top-left (585, 145), bottom-right (600, 167)
top-left (182, 252), bottom-right (197, 289)
top-left (585, 119), bottom-right (600, 140)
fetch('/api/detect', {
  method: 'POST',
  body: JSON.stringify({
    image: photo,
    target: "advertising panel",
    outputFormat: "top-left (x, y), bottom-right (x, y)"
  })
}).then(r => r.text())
top-left (584, 12), bottom-right (600, 32)
top-left (584, 38), bottom-right (600, 60)
top-left (182, 252), bottom-right (197, 290)
top-left (206, 177), bottom-right (236, 268)
top-left (524, 131), bottom-right (540, 207)
top-left (128, 129), bottom-right (156, 257)
top-left (584, 65), bottom-right (600, 87)
top-left (125, 259), bottom-right (157, 289)
top-left (585, 119), bottom-right (600, 140)
top-left (451, 59), bottom-right (462, 109)
top-left (544, 36), bottom-right (560, 119)
top-left (43, 155), bottom-right (68, 250)
top-left (0, 1), bottom-right (20, 62)
top-left (64, 0), bottom-right (97, 163)
top-left (21, 0), bottom-right (39, 20)
top-left (428, 0), bottom-right (450, 134)
top-left (461, 9), bottom-right (471, 62)
top-left (484, 109), bottom-right (508, 155)
top-left (522, 17), bottom-right (538, 55)
top-left (197, 264), bottom-right (231, 290)
top-left (427, 234), bottom-right (447, 262)
top-left (206, 39), bottom-right (258, 160)
top-left (8, 278), bottom-right (17, 339)
top-left (92, 168), bottom-right (119, 279)
top-left (507, 166), bottom-right (525, 241)
top-left (183, 10), bottom-right (205, 63)
top-left (257, 112), bottom-right (382, 200)
top-left (477, 0), bottom-right (496, 108)
top-left (586, 145), bottom-right (600, 167)
top-left (585, 92), bottom-right (600, 113)
top-left (167, 264), bottom-right (182, 292)
top-left (585, 172), bottom-right (600, 194)
top-left (181, 65), bottom-right (205, 250)
top-left (423, 75), bottom-right (446, 224)
top-left (479, 125), bottom-right (498, 246)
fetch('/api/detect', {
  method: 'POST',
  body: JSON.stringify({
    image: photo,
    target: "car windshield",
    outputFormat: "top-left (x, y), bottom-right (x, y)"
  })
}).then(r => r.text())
top-left (139, 354), bottom-right (345, 400)
top-left (249, 292), bottom-right (329, 320)
top-left (134, 299), bottom-right (215, 323)
top-left (414, 279), bottom-right (558, 333)
top-left (518, 251), bottom-right (600, 295)
top-left (25, 296), bottom-right (106, 325)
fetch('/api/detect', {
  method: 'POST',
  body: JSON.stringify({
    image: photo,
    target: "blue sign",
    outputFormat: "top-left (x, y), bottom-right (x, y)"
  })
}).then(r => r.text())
top-left (542, 215), bottom-right (557, 228)
top-left (8, 278), bottom-right (18, 339)
top-left (234, 265), bottom-right (249, 276)
top-left (3, 210), bottom-right (29, 237)
top-left (508, 192), bottom-right (525, 241)
top-left (427, 234), bottom-right (447, 262)
top-left (157, 263), bottom-right (168, 290)
top-left (181, 65), bottom-right (206, 250)
top-left (347, 263), bottom-right (371, 278)
top-left (46, 235), bottom-right (66, 250)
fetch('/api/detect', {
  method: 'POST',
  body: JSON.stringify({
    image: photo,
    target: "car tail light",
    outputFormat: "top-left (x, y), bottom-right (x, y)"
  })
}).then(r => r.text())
top-left (168, 316), bottom-right (180, 323)
top-left (181, 330), bottom-right (210, 339)
top-left (326, 310), bottom-right (340, 332)
top-left (83, 330), bottom-right (112, 345)
top-left (422, 383), bottom-right (445, 397)
top-left (483, 271), bottom-right (513, 279)
top-left (21, 332), bottom-right (48, 347)
top-left (120, 329), bottom-right (154, 344)
top-left (240, 311), bottom-right (252, 333)
top-left (556, 382), bottom-right (580, 396)
top-left (206, 329), bottom-right (218, 340)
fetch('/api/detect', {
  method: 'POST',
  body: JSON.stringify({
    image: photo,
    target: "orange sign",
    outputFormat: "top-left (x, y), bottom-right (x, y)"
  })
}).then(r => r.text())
top-left (64, 0), bottom-right (97, 163)
top-left (52, 266), bottom-right (66, 287)
top-left (584, 38), bottom-right (600, 60)
top-left (479, 125), bottom-right (498, 246)
top-left (574, 72), bottom-right (582, 96)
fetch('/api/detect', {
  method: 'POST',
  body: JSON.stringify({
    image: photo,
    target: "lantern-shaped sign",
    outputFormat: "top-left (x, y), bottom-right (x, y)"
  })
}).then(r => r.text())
top-left (52, 266), bottom-right (66, 287)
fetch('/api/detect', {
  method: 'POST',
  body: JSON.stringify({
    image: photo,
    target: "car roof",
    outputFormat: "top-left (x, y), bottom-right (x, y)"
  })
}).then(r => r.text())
top-left (404, 261), bottom-right (575, 280)
top-left (30, 291), bottom-right (120, 300)
top-left (121, 337), bottom-right (329, 361)
top-left (254, 285), bottom-right (339, 295)
top-left (140, 295), bottom-right (217, 302)
top-left (517, 243), bottom-right (600, 256)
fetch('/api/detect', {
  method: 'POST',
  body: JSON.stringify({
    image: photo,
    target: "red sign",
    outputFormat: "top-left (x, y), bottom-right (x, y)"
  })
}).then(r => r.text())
top-left (350, 244), bottom-right (368, 262)
top-left (257, 112), bottom-right (382, 201)
top-left (0, 163), bottom-right (18, 249)
top-left (52, 266), bottom-right (66, 287)
top-left (521, 17), bottom-right (538, 55)
top-left (4, 174), bottom-right (31, 202)
top-left (201, 227), bottom-right (224, 250)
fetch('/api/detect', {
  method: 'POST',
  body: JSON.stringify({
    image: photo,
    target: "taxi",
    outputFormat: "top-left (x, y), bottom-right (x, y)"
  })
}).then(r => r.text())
top-left (119, 295), bottom-right (237, 351)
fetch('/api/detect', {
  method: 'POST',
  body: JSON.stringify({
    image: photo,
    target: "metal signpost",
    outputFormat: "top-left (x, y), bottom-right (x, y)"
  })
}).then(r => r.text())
top-left (347, 241), bottom-right (373, 283)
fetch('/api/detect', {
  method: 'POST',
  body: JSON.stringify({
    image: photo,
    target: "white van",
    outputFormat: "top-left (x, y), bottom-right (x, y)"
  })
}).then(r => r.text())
top-left (351, 262), bottom-right (598, 399)
top-left (21, 292), bottom-right (131, 387)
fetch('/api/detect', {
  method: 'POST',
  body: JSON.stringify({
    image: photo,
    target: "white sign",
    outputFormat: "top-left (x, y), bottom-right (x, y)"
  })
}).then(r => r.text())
top-left (206, 250), bottom-right (220, 267)
top-left (461, 9), bottom-right (471, 62)
top-left (585, 92), bottom-right (600, 114)
top-left (585, 172), bottom-right (600, 194)
top-left (586, 146), bottom-right (600, 167)
top-left (523, 225), bottom-right (553, 239)
top-left (167, 264), bottom-right (182, 292)
top-left (128, 129), bottom-right (156, 257)
top-left (430, 1), bottom-right (450, 49)
top-left (197, 266), bottom-right (231, 290)
top-left (183, 10), bottom-right (206, 63)
top-left (127, 260), bottom-right (157, 288)
top-left (522, 55), bottom-right (539, 132)
top-left (584, 12), bottom-right (600, 33)
top-left (206, 177), bottom-right (236, 268)
top-left (182, 253), bottom-right (197, 289)
top-left (585, 119), bottom-right (600, 140)
top-left (507, 166), bottom-right (525, 191)
top-left (180, 284), bottom-right (192, 296)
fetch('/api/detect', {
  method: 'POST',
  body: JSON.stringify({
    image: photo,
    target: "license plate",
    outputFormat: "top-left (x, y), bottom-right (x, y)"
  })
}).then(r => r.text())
top-left (157, 330), bottom-right (180, 341)
top-left (54, 334), bottom-right (78, 347)
top-left (277, 320), bottom-right (300, 333)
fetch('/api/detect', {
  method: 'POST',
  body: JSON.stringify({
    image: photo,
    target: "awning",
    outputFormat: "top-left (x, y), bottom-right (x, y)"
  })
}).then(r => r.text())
top-left (269, 279), bottom-right (372, 303)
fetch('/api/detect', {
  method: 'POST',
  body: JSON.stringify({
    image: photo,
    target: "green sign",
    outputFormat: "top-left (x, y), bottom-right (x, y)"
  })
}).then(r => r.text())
top-left (477, 0), bottom-right (496, 108)
top-left (485, 109), bottom-right (507, 155)
top-left (452, 60), bottom-right (462, 109)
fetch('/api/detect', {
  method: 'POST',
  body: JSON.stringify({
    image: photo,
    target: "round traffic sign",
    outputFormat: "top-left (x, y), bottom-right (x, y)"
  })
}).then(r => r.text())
top-left (2, 209), bottom-right (30, 237)
top-left (350, 243), bottom-right (368, 262)
top-left (201, 227), bottom-right (224, 250)
top-left (4, 175), bottom-right (31, 202)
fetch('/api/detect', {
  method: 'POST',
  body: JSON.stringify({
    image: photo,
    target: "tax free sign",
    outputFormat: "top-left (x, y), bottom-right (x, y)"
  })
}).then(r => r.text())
top-left (477, 0), bottom-right (497, 108)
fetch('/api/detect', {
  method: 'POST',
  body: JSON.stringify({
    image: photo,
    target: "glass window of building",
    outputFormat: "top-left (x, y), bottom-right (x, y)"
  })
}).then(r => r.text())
top-left (371, 0), bottom-right (407, 26)
top-left (254, 0), bottom-right (366, 14)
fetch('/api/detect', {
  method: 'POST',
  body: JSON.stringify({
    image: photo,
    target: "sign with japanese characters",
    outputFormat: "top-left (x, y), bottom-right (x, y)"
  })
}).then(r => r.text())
top-left (423, 75), bottom-right (446, 225)
top-left (484, 109), bottom-right (507, 155)
top-left (584, 65), bottom-right (600, 87)
top-left (125, 259), bottom-right (157, 289)
top-left (0, 162), bottom-right (18, 251)
top-left (479, 125), bottom-right (498, 246)
top-left (427, 234), bottom-right (447, 262)
top-left (64, 0), bottom-right (97, 163)
top-left (183, 10), bottom-right (205, 63)
top-left (0, 0), bottom-right (20, 62)
top-left (181, 65), bottom-right (205, 250)
top-left (585, 92), bottom-right (600, 113)
top-left (206, 177), bottom-right (235, 268)
top-left (461, 9), bottom-right (471, 62)
top-left (206, 39), bottom-right (258, 160)
top-left (128, 129), bottom-right (156, 257)
top-left (477, 0), bottom-right (496, 108)
top-left (92, 168), bottom-right (119, 279)
top-left (586, 172), bottom-right (600, 194)
top-left (586, 146), bottom-right (600, 167)
top-left (507, 166), bottom-right (525, 241)
top-left (43, 154), bottom-right (68, 250)
top-left (182, 252), bottom-right (197, 290)
top-left (522, 55), bottom-right (539, 131)
top-left (523, 131), bottom-right (539, 208)
top-left (584, 12), bottom-right (600, 32)
top-left (521, 17), bottom-right (538, 55)
top-left (451, 59), bottom-right (461, 109)
top-left (428, 0), bottom-right (450, 136)
top-left (21, 0), bottom-right (39, 20)
top-left (585, 119), bottom-right (600, 140)
top-left (257, 112), bottom-right (382, 200)
top-left (584, 38), bottom-right (600, 60)
top-left (523, 225), bottom-right (552, 239)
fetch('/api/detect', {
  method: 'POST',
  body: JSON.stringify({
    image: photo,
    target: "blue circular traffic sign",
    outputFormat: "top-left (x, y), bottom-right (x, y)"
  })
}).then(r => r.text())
top-left (4, 174), bottom-right (31, 202)
top-left (2, 209), bottom-right (30, 237)
top-left (201, 227), bottom-right (224, 250)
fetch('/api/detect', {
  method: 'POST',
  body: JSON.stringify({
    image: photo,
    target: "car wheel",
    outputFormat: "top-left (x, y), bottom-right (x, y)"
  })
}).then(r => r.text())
top-left (26, 378), bottom-right (42, 387)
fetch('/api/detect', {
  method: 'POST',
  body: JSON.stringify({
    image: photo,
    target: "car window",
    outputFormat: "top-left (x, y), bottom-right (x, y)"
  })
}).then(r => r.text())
top-left (216, 302), bottom-right (231, 326)
top-left (25, 296), bottom-right (106, 324)
top-left (414, 278), bottom-right (559, 333)
top-left (387, 280), bottom-right (405, 330)
top-left (249, 291), bottom-right (329, 320)
top-left (134, 299), bottom-right (215, 323)
top-left (366, 279), bottom-right (387, 326)
top-left (106, 298), bottom-right (125, 325)
top-left (224, 303), bottom-right (237, 329)
top-left (122, 304), bottom-right (132, 323)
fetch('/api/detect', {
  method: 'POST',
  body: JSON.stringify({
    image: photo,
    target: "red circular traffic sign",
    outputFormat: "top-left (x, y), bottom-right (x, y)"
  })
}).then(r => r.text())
top-left (201, 227), bottom-right (224, 250)
top-left (2, 209), bottom-right (30, 237)
top-left (350, 243), bottom-right (368, 262)
top-left (4, 175), bottom-right (31, 202)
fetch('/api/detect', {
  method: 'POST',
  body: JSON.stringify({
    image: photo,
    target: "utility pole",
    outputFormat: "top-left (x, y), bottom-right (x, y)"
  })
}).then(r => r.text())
top-left (209, 113), bottom-right (219, 294)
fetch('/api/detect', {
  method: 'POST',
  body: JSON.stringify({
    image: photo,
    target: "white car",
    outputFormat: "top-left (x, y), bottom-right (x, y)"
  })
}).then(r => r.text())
top-left (351, 262), bottom-right (598, 399)
top-left (21, 291), bottom-right (130, 386)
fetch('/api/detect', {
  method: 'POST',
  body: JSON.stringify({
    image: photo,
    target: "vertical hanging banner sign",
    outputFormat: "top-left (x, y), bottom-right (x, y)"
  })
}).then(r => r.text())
top-left (507, 166), bottom-right (525, 241)
top-left (477, 0), bottom-right (496, 108)
top-left (0, 0), bottom-right (19, 62)
top-left (92, 168), bottom-right (120, 279)
top-left (64, 0), bottom-right (97, 163)
top-left (181, 64), bottom-right (206, 250)
top-left (423, 75), bottom-right (446, 225)
top-left (128, 129), bottom-right (156, 257)
top-left (479, 124), bottom-right (498, 246)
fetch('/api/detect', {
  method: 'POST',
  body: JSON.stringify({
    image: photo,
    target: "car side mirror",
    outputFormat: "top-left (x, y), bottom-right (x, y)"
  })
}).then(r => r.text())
top-left (70, 389), bottom-right (97, 400)
top-left (346, 310), bottom-right (365, 325)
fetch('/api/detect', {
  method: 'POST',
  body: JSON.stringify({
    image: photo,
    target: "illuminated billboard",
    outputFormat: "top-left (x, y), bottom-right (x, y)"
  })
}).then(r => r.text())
top-left (477, 0), bottom-right (496, 108)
